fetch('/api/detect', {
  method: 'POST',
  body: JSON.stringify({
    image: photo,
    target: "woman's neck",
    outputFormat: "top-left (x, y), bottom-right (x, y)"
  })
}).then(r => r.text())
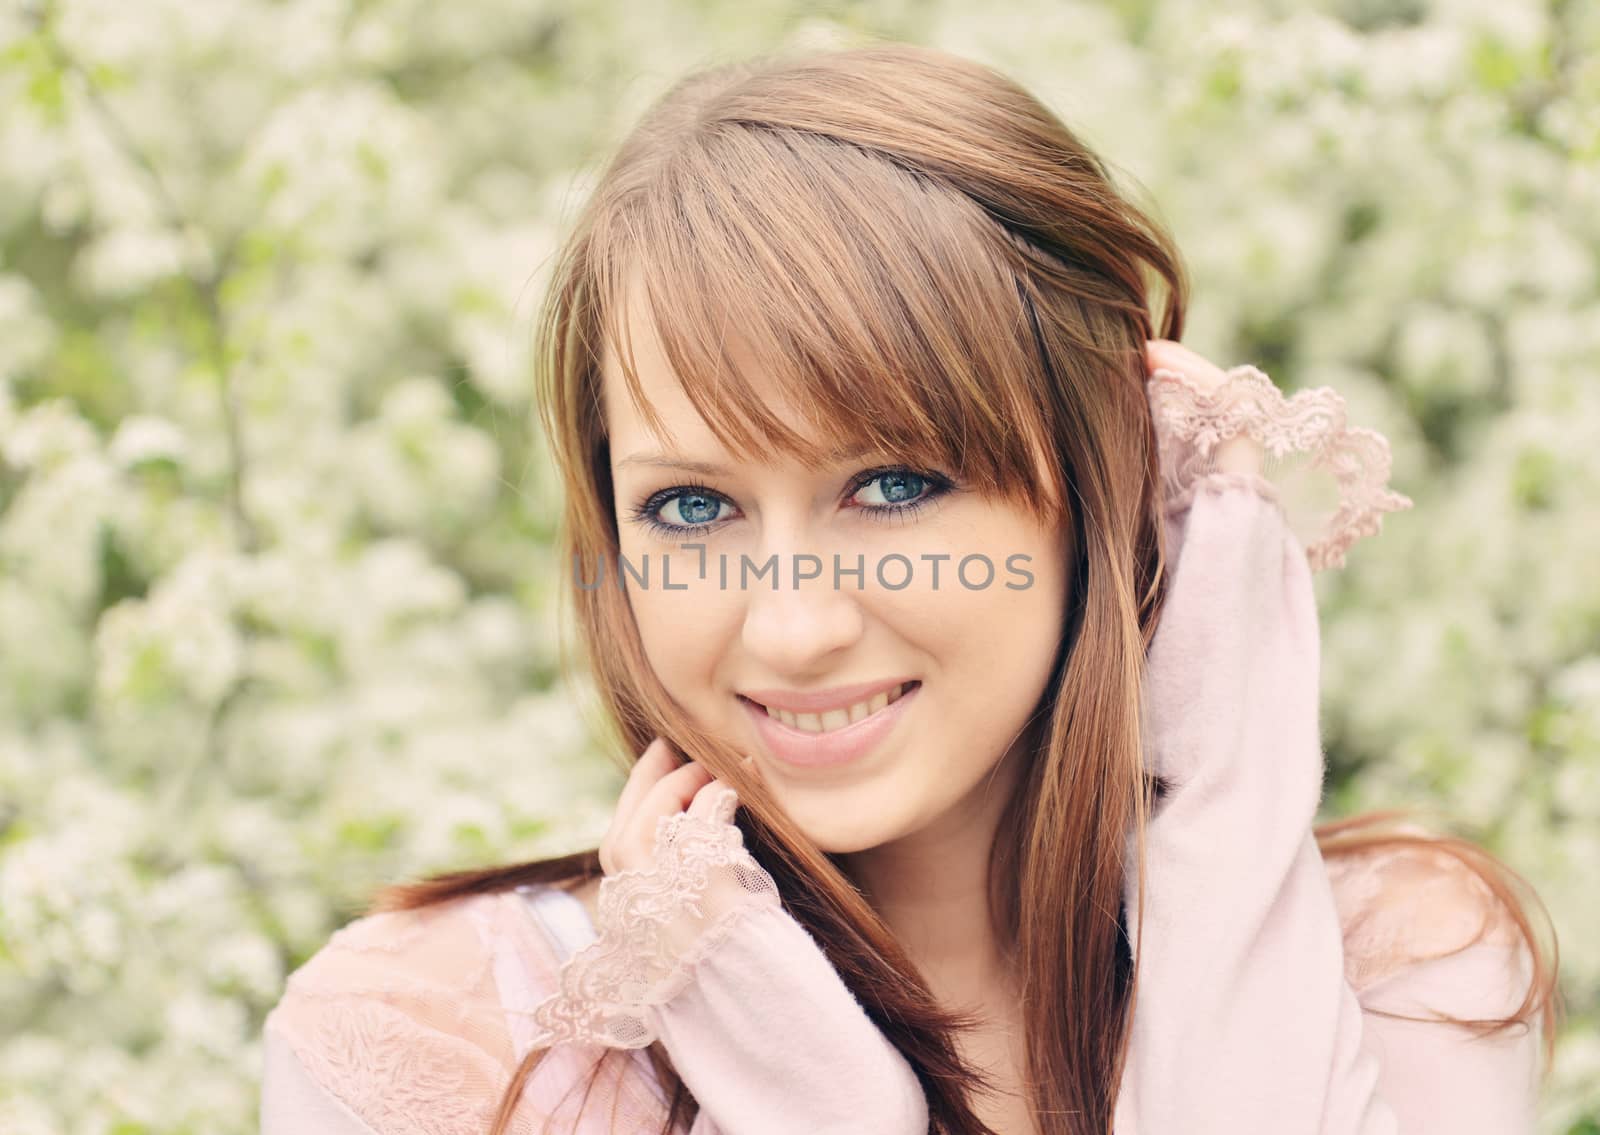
top-left (837, 742), bottom-right (1028, 1011)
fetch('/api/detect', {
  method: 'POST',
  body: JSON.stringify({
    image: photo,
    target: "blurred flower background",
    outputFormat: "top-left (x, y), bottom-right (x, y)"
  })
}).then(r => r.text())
top-left (1, 0), bottom-right (1596, 1131)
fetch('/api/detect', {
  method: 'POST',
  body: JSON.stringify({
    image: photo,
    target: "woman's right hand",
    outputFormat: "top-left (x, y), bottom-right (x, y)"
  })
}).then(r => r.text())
top-left (535, 737), bottom-right (778, 1044)
top-left (534, 746), bottom-right (926, 1135)
top-left (599, 736), bottom-right (729, 877)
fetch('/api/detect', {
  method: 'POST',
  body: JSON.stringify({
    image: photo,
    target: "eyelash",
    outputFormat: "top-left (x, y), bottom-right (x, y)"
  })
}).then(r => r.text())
top-left (627, 465), bottom-right (955, 539)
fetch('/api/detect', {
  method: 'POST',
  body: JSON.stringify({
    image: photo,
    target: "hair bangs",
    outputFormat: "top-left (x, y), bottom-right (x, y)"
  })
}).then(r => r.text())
top-left (596, 121), bottom-right (1067, 521)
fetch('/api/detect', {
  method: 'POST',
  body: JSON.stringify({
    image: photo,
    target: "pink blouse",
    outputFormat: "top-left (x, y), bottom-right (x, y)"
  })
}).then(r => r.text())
top-left (260, 365), bottom-right (1544, 1133)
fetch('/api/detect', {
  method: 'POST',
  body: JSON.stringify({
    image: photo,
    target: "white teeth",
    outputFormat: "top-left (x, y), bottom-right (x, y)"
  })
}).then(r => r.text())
top-left (819, 707), bottom-right (851, 731)
top-left (764, 683), bottom-right (913, 734)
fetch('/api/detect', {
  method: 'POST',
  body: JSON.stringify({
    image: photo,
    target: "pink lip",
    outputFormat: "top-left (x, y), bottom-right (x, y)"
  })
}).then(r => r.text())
top-left (739, 682), bottom-right (920, 770)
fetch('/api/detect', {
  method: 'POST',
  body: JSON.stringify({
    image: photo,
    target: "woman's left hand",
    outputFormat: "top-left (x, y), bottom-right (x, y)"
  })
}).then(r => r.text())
top-left (1145, 339), bottom-right (1264, 476)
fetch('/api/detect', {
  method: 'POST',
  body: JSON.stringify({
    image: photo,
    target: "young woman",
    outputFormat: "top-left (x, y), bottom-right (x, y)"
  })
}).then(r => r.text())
top-left (260, 42), bottom-right (1559, 1135)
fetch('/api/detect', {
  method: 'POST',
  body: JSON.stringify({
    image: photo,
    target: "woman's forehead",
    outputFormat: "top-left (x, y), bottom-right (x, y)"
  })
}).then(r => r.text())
top-left (603, 359), bottom-right (854, 476)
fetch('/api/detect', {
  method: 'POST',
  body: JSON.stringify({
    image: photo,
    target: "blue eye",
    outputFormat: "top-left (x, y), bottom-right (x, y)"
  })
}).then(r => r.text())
top-left (643, 488), bottom-right (729, 532)
top-left (855, 468), bottom-right (929, 509)
top-left (627, 466), bottom-right (953, 539)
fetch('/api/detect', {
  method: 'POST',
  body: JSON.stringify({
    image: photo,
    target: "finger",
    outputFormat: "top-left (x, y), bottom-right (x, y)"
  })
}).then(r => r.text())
top-left (628, 760), bottom-right (715, 842)
top-left (603, 756), bottom-right (711, 875)
top-left (1145, 338), bottom-right (1196, 372)
top-left (603, 739), bottom-right (677, 874)
top-left (1144, 338), bottom-right (1176, 374)
top-left (613, 737), bottom-right (679, 832)
top-left (1147, 340), bottom-right (1227, 390)
top-left (1147, 338), bottom-right (1208, 367)
top-left (686, 777), bottom-right (739, 823)
top-left (613, 762), bottom-right (715, 871)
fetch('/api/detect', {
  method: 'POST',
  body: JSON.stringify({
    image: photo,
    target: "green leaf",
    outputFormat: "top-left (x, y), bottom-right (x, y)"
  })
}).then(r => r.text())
top-left (1469, 33), bottom-right (1523, 94)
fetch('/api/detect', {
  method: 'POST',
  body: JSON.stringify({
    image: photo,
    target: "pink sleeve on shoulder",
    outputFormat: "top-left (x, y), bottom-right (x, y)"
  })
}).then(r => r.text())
top-left (1357, 941), bottom-right (1542, 1134)
top-left (1115, 364), bottom-right (1425, 1133)
top-left (1330, 840), bottom-right (1545, 1134)
top-left (259, 892), bottom-right (670, 1134)
top-left (529, 784), bottom-right (927, 1134)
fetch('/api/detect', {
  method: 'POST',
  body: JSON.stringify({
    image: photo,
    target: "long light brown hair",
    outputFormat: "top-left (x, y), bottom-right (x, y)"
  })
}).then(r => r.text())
top-left (369, 41), bottom-right (1561, 1134)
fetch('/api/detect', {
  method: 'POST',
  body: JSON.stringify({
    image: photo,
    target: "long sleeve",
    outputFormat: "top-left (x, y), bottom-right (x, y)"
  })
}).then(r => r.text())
top-left (1115, 363), bottom-right (1425, 1133)
top-left (659, 903), bottom-right (931, 1135)
top-left (528, 782), bottom-right (929, 1135)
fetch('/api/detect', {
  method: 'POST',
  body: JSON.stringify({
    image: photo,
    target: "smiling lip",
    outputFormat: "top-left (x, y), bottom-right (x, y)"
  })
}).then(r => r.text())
top-left (739, 682), bottom-right (920, 770)
top-left (738, 676), bottom-right (918, 714)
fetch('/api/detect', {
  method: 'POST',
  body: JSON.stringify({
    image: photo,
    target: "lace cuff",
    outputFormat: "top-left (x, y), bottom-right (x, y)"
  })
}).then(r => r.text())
top-left (1146, 364), bottom-right (1413, 572)
top-left (530, 784), bottom-right (782, 1050)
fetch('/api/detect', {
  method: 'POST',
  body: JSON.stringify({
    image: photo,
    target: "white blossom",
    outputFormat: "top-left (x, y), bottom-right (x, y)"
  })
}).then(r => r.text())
top-left (2, 0), bottom-right (1596, 1130)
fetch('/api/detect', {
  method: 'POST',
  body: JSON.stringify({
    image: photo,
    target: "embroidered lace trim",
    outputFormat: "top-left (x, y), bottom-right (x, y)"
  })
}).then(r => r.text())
top-left (1146, 364), bottom-right (1413, 572)
top-left (529, 784), bottom-right (782, 1050)
top-left (268, 897), bottom-right (560, 1134)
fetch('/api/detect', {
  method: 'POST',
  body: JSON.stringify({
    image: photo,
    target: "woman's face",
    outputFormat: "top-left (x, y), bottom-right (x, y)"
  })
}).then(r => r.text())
top-left (601, 286), bottom-right (1070, 855)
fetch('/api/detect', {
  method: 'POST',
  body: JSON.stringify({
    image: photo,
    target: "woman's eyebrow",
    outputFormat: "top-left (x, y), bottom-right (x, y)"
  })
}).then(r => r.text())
top-left (614, 452), bottom-right (733, 475)
top-left (615, 442), bottom-right (878, 476)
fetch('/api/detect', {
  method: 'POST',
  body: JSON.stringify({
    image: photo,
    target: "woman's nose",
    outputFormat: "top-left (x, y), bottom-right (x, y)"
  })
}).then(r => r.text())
top-left (738, 550), bottom-right (867, 674)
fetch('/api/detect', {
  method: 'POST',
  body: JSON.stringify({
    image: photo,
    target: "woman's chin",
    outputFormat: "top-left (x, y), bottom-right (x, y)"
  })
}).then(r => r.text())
top-left (729, 732), bottom-right (911, 855)
top-left (764, 789), bottom-right (904, 856)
